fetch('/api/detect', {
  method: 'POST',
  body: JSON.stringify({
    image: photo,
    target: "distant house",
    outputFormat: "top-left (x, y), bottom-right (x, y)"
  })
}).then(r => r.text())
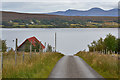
top-left (17, 36), bottom-right (45, 52)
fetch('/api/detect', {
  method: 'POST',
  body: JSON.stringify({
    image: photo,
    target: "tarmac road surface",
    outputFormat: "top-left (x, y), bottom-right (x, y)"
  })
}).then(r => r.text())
top-left (49, 56), bottom-right (103, 78)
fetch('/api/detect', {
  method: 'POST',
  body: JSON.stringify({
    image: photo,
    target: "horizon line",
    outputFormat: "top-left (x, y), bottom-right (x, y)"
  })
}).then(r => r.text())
top-left (1, 7), bottom-right (118, 14)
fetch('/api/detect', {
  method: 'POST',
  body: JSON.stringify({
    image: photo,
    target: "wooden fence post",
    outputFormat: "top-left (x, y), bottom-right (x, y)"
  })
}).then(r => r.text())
top-left (15, 53), bottom-right (17, 65)
top-left (35, 49), bottom-right (36, 54)
top-left (102, 49), bottom-right (103, 54)
top-left (106, 49), bottom-right (107, 54)
top-left (44, 42), bottom-right (46, 52)
top-left (39, 49), bottom-right (40, 54)
top-left (93, 48), bottom-right (95, 53)
top-left (103, 50), bottom-right (105, 54)
top-left (23, 51), bottom-right (24, 63)
top-left (1, 52), bottom-right (3, 72)
top-left (114, 51), bottom-right (115, 54)
top-left (39, 42), bottom-right (41, 54)
top-left (108, 51), bottom-right (109, 54)
top-left (30, 41), bottom-right (32, 59)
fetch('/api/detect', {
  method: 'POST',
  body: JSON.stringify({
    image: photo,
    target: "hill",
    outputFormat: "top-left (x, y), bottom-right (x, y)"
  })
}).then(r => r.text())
top-left (2, 11), bottom-right (118, 21)
top-left (1, 11), bottom-right (118, 28)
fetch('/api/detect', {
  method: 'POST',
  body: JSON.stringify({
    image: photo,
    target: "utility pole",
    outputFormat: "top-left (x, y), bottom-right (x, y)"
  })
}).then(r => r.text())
top-left (16, 38), bottom-right (18, 51)
top-left (55, 32), bottom-right (56, 52)
top-left (15, 38), bottom-right (18, 65)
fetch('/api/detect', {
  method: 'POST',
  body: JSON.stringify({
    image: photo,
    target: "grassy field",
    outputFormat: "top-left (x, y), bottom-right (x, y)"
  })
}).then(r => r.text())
top-left (75, 51), bottom-right (119, 78)
top-left (0, 54), bottom-right (1, 79)
top-left (3, 52), bottom-right (64, 78)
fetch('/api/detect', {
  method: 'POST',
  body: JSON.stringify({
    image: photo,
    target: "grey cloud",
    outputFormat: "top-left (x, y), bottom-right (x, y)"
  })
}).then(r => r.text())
top-left (2, 2), bottom-right (118, 13)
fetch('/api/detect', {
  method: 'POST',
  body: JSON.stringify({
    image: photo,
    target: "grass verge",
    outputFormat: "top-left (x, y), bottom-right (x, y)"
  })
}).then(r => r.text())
top-left (75, 51), bottom-right (119, 78)
top-left (3, 52), bottom-right (64, 78)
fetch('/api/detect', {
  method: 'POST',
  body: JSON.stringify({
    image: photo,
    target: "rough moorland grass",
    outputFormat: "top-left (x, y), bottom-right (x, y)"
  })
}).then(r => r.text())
top-left (75, 52), bottom-right (119, 78)
top-left (0, 54), bottom-right (1, 79)
top-left (3, 52), bottom-right (64, 78)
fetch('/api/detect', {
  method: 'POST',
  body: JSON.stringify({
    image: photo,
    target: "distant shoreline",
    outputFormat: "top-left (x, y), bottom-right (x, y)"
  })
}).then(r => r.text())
top-left (1, 27), bottom-right (118, 29)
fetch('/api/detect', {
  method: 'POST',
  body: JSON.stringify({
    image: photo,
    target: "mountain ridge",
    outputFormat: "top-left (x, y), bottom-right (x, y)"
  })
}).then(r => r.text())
top-left (48, 8), bottom-right (119, 16)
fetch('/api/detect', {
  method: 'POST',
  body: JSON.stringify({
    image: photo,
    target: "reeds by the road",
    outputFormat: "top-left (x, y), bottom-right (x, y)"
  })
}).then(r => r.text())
top-left (75, 51), bottom-right (119, 78)
top-left (3, 52), bottom-right (64, 78)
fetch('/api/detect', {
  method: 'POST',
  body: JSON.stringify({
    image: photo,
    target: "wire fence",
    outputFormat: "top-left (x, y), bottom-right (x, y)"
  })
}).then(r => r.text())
top-left (1, 50), bottom-right (53, 74)
top-left (0, 52), bottom-right (2, 79)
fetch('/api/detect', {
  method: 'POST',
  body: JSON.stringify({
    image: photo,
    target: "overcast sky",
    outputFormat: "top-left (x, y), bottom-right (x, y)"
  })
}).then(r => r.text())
top-left (1, 0), bottom-right (119, 13)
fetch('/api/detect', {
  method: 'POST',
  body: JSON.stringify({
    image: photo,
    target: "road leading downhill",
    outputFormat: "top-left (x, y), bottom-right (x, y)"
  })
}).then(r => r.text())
top-left (49, 56), bottom-right (103, 78)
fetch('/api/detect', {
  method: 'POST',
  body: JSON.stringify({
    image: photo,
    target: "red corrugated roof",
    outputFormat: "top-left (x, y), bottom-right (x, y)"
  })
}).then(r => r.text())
top-left (18, 36), bottom-right (45, 49)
